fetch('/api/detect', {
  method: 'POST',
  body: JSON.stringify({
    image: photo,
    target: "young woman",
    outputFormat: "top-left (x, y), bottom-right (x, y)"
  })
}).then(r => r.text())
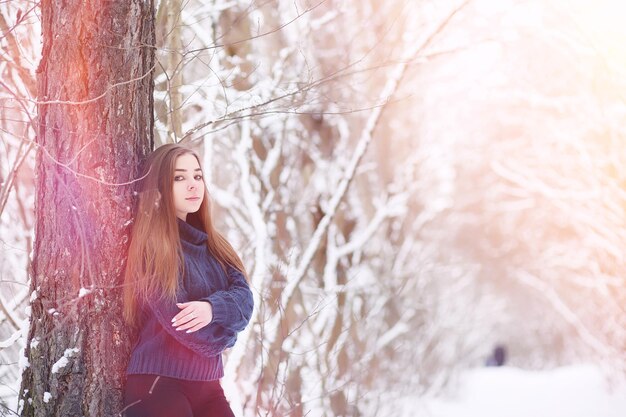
top-left (121, 143), bottom-right (254, 417)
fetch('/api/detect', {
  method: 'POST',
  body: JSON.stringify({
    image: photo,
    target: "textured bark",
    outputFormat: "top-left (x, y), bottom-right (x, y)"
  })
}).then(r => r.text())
top-left (18, 1), bottom-right (155, 416)
top-left (166, 0), bottom-right (183, 141)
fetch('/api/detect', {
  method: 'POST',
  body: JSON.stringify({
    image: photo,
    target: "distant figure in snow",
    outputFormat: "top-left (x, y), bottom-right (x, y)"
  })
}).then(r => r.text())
top-left (485, 344), bottom-right (507, 367)
top-left (121, 144), bottom-right (254, 417)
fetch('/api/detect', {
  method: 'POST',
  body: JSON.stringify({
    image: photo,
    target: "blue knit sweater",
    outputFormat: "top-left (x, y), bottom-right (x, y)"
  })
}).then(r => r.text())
top-left (126, 218), bottom-right (254, 381)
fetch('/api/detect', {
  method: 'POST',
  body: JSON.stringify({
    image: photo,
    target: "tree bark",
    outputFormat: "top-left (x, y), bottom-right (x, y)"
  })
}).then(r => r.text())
top-left (18, 1), bottom-right (155, 416)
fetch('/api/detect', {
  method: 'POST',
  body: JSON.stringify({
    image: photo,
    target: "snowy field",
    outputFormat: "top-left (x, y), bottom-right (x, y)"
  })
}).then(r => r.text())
top-left (3, 363), bottom-right (626, 416)
top-left (406, 364), bottom-right (626, 417)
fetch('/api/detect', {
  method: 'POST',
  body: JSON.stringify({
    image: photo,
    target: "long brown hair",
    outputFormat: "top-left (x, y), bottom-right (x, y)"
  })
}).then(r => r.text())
top-left (123, 143), bottom-right (247, 327)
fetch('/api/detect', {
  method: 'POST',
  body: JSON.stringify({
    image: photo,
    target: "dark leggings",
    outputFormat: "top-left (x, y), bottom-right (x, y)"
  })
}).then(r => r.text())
top-left (122, 374), bottom-right (236, 417)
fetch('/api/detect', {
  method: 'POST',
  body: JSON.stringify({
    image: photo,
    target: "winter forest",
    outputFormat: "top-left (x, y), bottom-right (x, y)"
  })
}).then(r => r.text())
top-left (1, 0), bottom-right (626, 416)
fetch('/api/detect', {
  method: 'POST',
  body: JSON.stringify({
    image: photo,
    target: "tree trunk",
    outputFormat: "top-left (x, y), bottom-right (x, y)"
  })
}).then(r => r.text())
top-left (18, 1), bottom-right (155, 416)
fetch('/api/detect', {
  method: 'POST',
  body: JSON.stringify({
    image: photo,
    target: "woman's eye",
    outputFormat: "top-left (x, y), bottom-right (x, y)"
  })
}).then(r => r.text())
top-left (174, 175), bottom-right (184, 181)
top-left (195, 175), bottom-right (203, 180)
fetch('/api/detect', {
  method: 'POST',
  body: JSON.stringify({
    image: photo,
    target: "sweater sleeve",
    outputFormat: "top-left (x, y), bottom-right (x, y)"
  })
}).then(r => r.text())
top-left (202, 264), bottom-right (254, 333)
top-left (144, 289), bottom-right (237, 358)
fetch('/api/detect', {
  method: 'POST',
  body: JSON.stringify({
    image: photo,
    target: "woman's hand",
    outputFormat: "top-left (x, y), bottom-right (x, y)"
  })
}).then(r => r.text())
top-left (171, 301), bottom-right (213, 333)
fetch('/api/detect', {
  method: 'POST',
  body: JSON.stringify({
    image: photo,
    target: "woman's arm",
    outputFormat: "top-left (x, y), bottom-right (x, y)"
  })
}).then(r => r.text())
top-left (201, 264), bottom-right (254, 333)
top-left (145, 292), bottom-right (237, 358)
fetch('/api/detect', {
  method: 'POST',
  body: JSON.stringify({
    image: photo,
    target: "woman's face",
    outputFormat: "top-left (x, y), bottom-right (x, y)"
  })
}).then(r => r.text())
top-left (172, 153), bottom-right (205, 221)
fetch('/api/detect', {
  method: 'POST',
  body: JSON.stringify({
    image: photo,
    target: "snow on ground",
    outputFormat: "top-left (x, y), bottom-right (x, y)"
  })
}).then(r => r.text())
top-left (4, 363), bottom-right (626, 416)
top-left (410, 364), bottom-right (626, 417)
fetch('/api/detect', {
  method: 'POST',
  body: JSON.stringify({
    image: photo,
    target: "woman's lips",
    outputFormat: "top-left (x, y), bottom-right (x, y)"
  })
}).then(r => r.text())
top-left (186, 197), bottom-right (200, 201)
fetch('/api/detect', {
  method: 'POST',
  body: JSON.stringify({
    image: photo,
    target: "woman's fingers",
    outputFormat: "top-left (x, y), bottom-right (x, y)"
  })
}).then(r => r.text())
top-left (171, 301), bottom-right (212, 332)
top-left (174, 316), bottom-right (209, 332)
top-left (174, 310), bottom-right (196, 324)
top-left (174, 317), bottom-right (202, 331)
top-left (172, 302), bottom-right (202, 323)
top-left (171, 309), bottom-right (195, 325)
top-left (183, 322), bottom-right (207, 333)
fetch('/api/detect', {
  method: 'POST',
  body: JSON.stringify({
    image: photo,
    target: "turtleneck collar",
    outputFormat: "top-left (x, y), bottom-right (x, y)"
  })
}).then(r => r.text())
top-left (176, 217), bottom-right (208, 245)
